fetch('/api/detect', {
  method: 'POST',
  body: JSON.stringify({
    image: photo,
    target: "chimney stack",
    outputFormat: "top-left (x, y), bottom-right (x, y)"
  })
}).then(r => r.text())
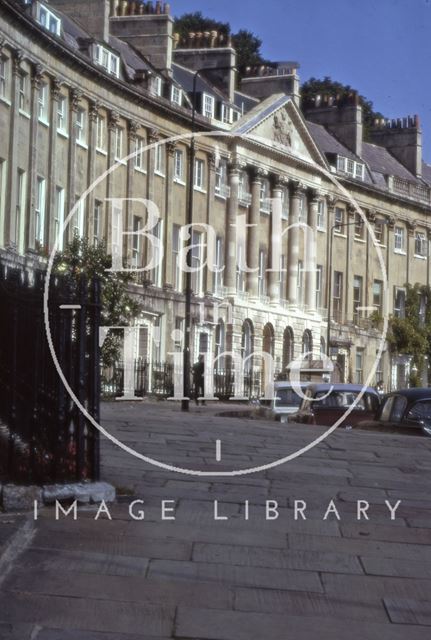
top-left (368, 115), bottom-right (422, 178)
top-left (302, 92), bottom-right (363, 156)
top-left (173, 30), bottom-right (237, 102)
top-left (240, 62), bottom-right (301, 106)
top-left (48, 0), bottom-right (111, 42)
top-left (109, 1), bottom-right (174, 74)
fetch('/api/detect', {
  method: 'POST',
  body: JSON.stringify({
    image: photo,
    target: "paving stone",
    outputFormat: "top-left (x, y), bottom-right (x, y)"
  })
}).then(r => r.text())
top-left (174, 606), bottom-right (431, 640)
top-left (35, 631), bottom-right (169, 640)
top-left (322, 572), bottom-right (431, 601)
top-left (235, 587), bottom-right (388, 621)
top-left (193, 542), bottom-right (363, 574)
top-left (148, 559), bottom-right (323, 592)
top-left (340, 522), bottom-right (431, 544)
top-left (0, 592), bottom-right (174, 637)
top-left (384, 597), bottom-right (431, 626)
top-left (361, 555), bottom-right (431, 579)
top-left (0, 622), bottom-right (36, 639)
top-left (6, 570), bottom-right (233, 610)
top-left (1, 485), bottom-right (41, 512)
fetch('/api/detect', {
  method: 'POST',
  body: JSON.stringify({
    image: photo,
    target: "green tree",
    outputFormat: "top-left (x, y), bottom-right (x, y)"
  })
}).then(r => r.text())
top-left (54, 237), bottom-right (142, 367)
top-left (387, 283), bottom-right (431, 387)
top-left (301, 76), bottom-right (385, 136)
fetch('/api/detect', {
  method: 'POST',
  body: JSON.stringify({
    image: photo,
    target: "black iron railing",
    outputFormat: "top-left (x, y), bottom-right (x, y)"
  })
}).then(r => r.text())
top-left (0, 259), bottom-right (101, 484)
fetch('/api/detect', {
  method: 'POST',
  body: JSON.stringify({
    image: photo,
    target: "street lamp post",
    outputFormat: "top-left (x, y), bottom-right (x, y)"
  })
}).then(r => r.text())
top-left (182, 66), bottom-right (237, 412)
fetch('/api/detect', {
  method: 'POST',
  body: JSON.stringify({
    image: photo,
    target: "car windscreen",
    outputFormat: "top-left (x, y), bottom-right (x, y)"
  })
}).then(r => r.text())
top-left (275, 389), bottom-right (304, 407)
top-left (407, 400), bottom-right (431, 425)
top-left (314, 391), bottom-right (378, 411)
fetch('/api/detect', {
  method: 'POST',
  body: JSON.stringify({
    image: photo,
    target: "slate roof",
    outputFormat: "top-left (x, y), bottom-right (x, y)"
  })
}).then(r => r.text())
top-left (172, 63), bottom-right (233, 104)
top-left (422, 162), bottom-right (431, 187)
top-left (305, 121), bottom-right (358, 161)
top-left (362, 142), bottom-right (420, 184)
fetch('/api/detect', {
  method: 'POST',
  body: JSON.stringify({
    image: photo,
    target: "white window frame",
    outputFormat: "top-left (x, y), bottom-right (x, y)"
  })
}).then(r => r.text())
top-left (355, 349), bottom-right (364, 384)
top-left (258, 249), bottom-right (267, 297)
top-left (394, 287), bottom-right (406, 319)
top-left (415, 232), bottom-right (427, 258)
top-left (317, 200), bottom-right (326, 230)
top-left (297, 260), bottom-right (304, 304)
top-left (316, 265), bottom-right (323, 309)
top-left (38, 81), bottom-right (49, 124)
top-left (132, 215), bottom-right (143, 268)
top-left (18, 72), bottom-right (29, 114)
top-left (35, 177), bottom-right (46, 246)
top-left (114, 126), bottom-right (124, 162)
top-left (93, 200), bottom-right (102, 246)
top-left (73, 198), bottom-right (85, 238)
top-left (16, 169), bottom-right (27, 254)
top-left (152, 219), bottom-right (163, 287)
top-left (394, 226), bottom-right (405, 253)
top-left (36, 2), bottom-right (61, 36)
top-left (334, 207), bottom-right (344, 233)
top-left (174, 149), bottom-right (184, 182)
top-left (75, 108), bottom-right (87, 146)
top-left (194, 158), bottom-right (205, 191)
top-left (153, 76), bottom-right (163, 97)
top-left (0, 159), bottom-right (7, 246)
top-left (94, 44), bottom-right (120, 78)
top-left (57, 94), bottom-right (68, 135)
top-left (172, 224), bottom-right (182, 292)
top-left (215, 160), bottom-right (228, 197)
top-left (155, 144), bottom-right (165, 176)
top-left (171, 85), bottom-right (182, 105)
top-left (96, 115), bottom-right (106, 152)
top-left (214, 236), bottom-right (224, 295)
top-left (0, 55), bottom-right (10, 102)
top-left (134, 136), bottom-right (146, 172)
top-left (191, 230), bottom-right (204, 296)
top-left (54, 186), bottom-right (65, 251)
top-left (373, 280), bottom-right (383, 314)
top-left (203, 93), bottom-right (215, 119)
top-left (221, 104), bottom-right (232, 124)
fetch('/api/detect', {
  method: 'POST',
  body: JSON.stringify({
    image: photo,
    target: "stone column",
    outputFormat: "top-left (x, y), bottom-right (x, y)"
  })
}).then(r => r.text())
top-left (287, 181), bottom-right (303, 305)
top-left (27, 63), bottom-right (44, 251)
top-left (305, 190), bottom-right (319, 312)
top-left (225, 160), bottom-right (240, 294)
top-left (247, 168), bottom-right (266, 298)
top-left (6, 48), bottom-right (23, 248)
top-left (325, 196), bottom-right (337, 311)
top-left (67, 88), bottom-right (82, 243)
top-left (86, 100), bottom-right (101, 244)
top-left (268, 176), bottom-right (284, 305)
top-left (105, 109), bottom-right (120, 249)
top-left (125, 120), bottom-right (139, 264)
top-left (205, 151), bottom-right (217, 294)
top-left (48, 78), bottom-right (62, 249)
top-left (164, 140), bottom-right (176, 287)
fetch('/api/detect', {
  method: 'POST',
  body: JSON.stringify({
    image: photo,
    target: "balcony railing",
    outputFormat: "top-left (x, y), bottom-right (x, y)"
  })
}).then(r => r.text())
top-left (392, 177), bottom-right (430, 205)
top-left (215, 184), bottom-right (231, 199)
top-left (238, 190), bottom-right (252, 207)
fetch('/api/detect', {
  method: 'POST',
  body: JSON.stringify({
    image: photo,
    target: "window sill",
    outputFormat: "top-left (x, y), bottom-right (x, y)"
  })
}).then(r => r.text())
top-left (96, 147), bottom-right (107, 156)
top-left (334, 232), bottom-right (347, 239)
top-left (414, 254), bottom-right (427, 260)
top-left (194, 187), bottom-right (207, 194)
top-left (215, 192), bottom-right (227, 201)
top-left (57, 129), bottom-right (69, 139)
top-left (19, 109), bottom-right (31, 119)
top-left (174, 178), bottom-right (186, 186)
top-left (394, 249), bottom-right (407, 256)
top-left (354, 237), bottom-right (366, 244)
top-left (0, 96), bottom-right (11, 106)
top-left (155, 171), bottom-right (165, 178)
top-left (115, 158), bottom-right (127, 166)
top-left (38, 118), bottom-right (50, 128)
top-left (134, 167), bottom-right (147, 175)
top-left (76, 140), bottom-right (88, 150)
top-left (317, 227), bottom-right (326, 233)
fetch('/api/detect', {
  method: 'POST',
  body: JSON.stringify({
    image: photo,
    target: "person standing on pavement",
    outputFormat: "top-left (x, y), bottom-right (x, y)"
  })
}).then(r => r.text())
top-left (193, 355), bottom-right (205, 406)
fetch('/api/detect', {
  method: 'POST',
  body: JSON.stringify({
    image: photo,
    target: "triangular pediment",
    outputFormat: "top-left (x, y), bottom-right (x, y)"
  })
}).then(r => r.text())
top-left (233, 94), bottom-right (327, 167)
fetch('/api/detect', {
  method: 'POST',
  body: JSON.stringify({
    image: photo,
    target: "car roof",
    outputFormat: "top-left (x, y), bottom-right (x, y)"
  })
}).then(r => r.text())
top-left (307, 384), bottom-right (379, 395)
top-left (384, 388), bottom-right (431, 402)
top-left (274, 381), bottom-right (310, 389)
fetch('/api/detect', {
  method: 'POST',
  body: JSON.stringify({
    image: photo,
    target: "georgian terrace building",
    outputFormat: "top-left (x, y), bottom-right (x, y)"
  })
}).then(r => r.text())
top-left (1, 0), bottom-right (431, 392)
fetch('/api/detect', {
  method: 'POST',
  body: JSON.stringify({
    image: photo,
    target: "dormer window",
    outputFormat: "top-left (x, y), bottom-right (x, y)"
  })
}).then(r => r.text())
top-left (94, 44), bottom-right (120, 78)
top-left (153, 77), bottom-right (163, 97)
top-left (337, 155), bottom-right (365, 181)
top-left (221, 104), bottom-right (232, 124)
top-left (203, 93), bottom-right (215, 119)
top-left (171, 86), bottom-right (182, 106)
top-left (36, 3), bottom-right (61, 36)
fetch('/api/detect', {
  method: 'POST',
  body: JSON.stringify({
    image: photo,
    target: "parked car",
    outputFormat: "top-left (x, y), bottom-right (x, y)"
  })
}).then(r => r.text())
top-left (259, 382), bottom-right (310, 422)
top-left (358, 388), bottom-right (431, 436)
top-left (290, 383), bottom-right (381, 428)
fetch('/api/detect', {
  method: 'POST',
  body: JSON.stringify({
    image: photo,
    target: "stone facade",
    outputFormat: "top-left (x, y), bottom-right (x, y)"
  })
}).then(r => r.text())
top-left (0, 0), bottom-right (430, 393)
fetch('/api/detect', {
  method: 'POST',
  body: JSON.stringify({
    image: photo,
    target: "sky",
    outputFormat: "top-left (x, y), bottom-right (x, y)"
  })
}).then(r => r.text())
top-left (173, 0), bottom-right (431, 162)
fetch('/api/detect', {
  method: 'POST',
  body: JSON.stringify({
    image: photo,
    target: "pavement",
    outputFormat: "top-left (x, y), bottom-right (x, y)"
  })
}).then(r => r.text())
top-left (1, 401), bottom-right (431, 638)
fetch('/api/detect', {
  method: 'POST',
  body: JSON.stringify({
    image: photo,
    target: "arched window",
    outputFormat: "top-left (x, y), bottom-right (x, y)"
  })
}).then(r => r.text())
top-left (283, 327), bottom-right (294, 371)
top-left (263, 323), bottom-right (275, 358)
top-left (302, 330), bottom-right (313, 361)
top-left (215, 319), bottom-right (226, 371)
top-left (241, 320), bottom-right (254, 373)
